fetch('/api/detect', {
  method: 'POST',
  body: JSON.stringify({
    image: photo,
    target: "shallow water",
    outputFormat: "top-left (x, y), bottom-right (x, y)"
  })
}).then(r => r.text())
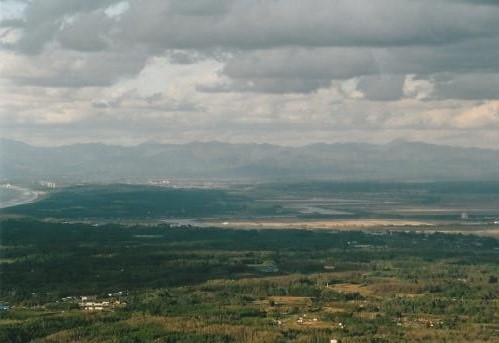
top-left (0, 186), bottom-right (38, 209)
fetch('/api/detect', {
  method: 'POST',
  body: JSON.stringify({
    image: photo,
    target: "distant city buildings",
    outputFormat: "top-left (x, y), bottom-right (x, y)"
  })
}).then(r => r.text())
top-left (39, 180), bottom-right (57, 189)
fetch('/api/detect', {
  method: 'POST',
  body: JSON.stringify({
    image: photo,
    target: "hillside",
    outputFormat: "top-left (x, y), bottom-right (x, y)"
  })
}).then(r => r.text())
top-left (1, 139), bottom-right (499, 181)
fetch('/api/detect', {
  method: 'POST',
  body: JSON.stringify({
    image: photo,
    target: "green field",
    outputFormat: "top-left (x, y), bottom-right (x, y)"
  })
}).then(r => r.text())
top-left (5, 182), bottom-right (499, 223)
top-left (1, 219), bottom-right (499, 342)
top-left (1, 182), bottom-right (499, 342)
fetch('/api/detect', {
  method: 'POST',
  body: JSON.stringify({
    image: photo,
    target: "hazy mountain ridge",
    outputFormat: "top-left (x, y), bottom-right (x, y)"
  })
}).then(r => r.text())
top-left (1, 138), bottom-right (499, 181)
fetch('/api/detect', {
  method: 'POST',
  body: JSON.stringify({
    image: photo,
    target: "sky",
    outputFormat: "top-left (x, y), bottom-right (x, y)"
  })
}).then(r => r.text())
top-left (0, 0), bottom-right (499, 148)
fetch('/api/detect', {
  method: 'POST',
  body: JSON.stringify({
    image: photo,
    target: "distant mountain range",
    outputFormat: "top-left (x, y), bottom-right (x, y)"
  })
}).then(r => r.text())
top-left (1, 138), bottom-right (499, 182)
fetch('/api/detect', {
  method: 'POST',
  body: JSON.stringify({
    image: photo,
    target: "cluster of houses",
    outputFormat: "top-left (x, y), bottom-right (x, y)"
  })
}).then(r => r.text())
top-left (393, 316), bottom-right (444, 328)
top-left (296, 314), bottom-right (319, 325)
top-left (79, 300), bottom-right (123, 311)
top-left (62, 293), bottom-right (126, 311)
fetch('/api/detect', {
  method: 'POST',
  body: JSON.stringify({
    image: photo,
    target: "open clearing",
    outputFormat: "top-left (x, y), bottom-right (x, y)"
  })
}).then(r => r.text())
top-left (206, 219), bottom-right (434, 229)
top-left (329, 283), bottom-right (374, 296)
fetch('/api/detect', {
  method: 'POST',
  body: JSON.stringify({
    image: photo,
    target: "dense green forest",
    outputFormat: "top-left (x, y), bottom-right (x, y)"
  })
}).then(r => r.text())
top-left (4, 185), bottom-right (249, 219)
top-left (1, 219), bottom-right (498, 342)
top-left (5, 182), bottom-right (499, 223)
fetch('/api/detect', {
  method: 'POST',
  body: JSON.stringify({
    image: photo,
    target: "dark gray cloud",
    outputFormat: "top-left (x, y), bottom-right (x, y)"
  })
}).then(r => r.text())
top-left (0, 18), bottom-right (26, 28)
top-left (451, 0), bottom-right (499, 5)
top-left (116, 0), bottom-right (499, 50)
top-left (6, 0), bottom-right (499, 53)
top-left (164, 50), bottom-right (227, 65)
top-left (55, 12), bottom-right (112, 51)
top-left (7, 48), bottom-right (149, 88)
top-left (214, 38), bottom-right (499, 95)
top-left (431, 74), bottom-right (499, 100)
top-left (167, 0), bottom-right (232, 16)
top-left (357, 75), bottom-right (406, 101)
top-left (12, 0), bottom-right (118, 54)
top-left (222, 48), bottom-right (378, 80)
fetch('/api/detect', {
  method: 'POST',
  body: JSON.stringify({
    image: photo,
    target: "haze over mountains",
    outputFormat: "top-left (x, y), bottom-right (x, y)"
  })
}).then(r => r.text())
top-left (1, 138), bottom-right (499, 182)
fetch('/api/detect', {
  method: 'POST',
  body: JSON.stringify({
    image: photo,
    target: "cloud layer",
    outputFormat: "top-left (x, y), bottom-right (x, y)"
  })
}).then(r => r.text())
top-left (1, 0), bottom-right (498, 148)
